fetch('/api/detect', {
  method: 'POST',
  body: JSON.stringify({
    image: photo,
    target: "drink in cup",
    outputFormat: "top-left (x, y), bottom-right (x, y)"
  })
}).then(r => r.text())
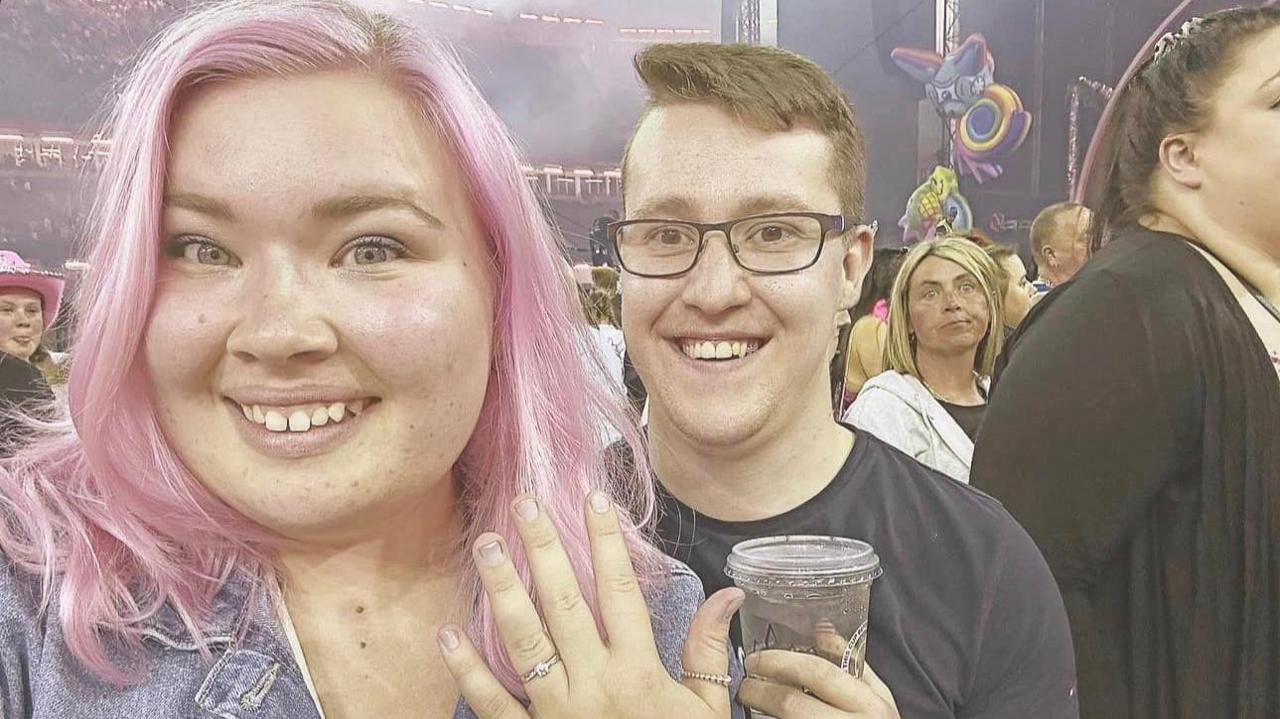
top-left (725, 535), bottom-right (882, 695)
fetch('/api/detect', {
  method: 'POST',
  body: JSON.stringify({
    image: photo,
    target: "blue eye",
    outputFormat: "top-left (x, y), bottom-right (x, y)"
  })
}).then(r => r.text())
top-left (167, 237), bottom-right (239, 267)
top-left (336, 236), bottom-right (408, 267)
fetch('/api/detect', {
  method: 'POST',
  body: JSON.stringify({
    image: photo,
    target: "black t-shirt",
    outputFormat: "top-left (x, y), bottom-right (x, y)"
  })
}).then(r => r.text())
top-left (937, 400), bottom-right (986, 440)
top-left (649, 430), bottom-right (1079, 719)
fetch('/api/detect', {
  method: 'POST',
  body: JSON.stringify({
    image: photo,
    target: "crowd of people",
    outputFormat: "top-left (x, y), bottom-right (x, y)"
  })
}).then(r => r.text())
top-left (0, 2), bottom-right (1277, 719)
top-left (1, 0), bottom-right (182, 123)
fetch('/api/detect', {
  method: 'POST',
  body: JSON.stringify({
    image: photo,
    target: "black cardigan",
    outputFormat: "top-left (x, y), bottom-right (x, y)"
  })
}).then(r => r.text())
top-left (972, 229), bottom-right (1279, 719)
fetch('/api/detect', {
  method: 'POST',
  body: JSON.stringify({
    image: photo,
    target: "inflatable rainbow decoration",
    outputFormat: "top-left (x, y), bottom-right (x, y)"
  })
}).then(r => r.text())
top-left (892, 34), bottom-right (1033, 183)
top-left (954, 83), bottom-right (1033, 182)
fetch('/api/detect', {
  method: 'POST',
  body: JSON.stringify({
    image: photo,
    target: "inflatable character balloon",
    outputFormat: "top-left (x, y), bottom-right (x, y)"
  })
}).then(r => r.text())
top-left (892, 34), bottom-right (1032, 182)
top-left (891, 34), bottom-right (994, 119)
top-left (899, 166), bottom-right (974, 244)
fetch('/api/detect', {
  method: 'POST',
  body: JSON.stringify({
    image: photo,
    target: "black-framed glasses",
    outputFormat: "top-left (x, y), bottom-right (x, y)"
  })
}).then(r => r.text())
top-left (608, 212), bottom-right (857, 278)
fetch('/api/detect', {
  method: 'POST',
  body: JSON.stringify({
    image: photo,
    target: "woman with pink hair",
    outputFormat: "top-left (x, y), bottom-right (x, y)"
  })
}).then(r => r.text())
top-left (0, 2), bottom-right (743, 717)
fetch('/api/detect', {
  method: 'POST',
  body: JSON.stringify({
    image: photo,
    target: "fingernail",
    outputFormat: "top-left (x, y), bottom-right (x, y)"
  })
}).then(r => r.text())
top-left (589, 490), bottom-right (611, 514)
top-left (722, 591), bottom-right (746, 623)
top-left (438, 627), bottom-right (460, 652)
top-left (477, 538), bottom-right (504, 565)
top-left (514, 496), bottom-right (539, 522)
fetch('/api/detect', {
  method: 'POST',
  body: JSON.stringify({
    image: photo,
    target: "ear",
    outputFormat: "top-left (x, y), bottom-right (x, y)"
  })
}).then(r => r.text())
top-left (1157, 132), bottom-right (1205, 190)
top-left (1039, 245), bottom-right (1057, 268)
top-left (840, 225), bottom-right (875, 309)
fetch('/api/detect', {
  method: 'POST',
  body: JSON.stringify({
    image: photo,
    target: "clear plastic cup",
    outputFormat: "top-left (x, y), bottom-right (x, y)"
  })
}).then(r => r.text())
top-left (725, 535), bottom-right (882, 690)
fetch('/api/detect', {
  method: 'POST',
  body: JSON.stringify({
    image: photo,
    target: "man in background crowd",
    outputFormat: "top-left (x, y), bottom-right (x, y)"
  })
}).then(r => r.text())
top-left (1030, 202), bottom-right (1094, 291)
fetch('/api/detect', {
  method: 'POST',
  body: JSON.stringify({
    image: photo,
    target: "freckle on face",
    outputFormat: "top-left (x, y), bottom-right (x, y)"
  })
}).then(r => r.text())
top-left (143, 72), bottom-right (496, 539)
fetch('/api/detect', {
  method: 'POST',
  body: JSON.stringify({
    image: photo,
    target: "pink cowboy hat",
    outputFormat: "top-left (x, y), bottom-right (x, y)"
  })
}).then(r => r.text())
top-left (0, 250), bottom-right (65, 329)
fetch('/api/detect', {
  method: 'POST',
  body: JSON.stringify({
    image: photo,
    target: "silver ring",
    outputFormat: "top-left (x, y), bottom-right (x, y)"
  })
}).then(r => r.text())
top-left (519, 653), bottom-right (562, 683)
top-left (681, 669), bottom-right (733, 687)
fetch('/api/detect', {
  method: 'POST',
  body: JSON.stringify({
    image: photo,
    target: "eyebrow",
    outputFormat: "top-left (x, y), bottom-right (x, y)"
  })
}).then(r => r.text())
top-left (163, 192), bottom-right (235, 221)
top-left (916, 272), bottom-right (978, 288)
top-left (629, 195), bottom-right (697, 219)
top-left (629, 193), bottom-right (820, 220)
top-left (312, 193), bottom-right (445, 229)
top-left (735, 194), bottom-right (820, 217)
top-left (162, 189), bottom-right (445, 229)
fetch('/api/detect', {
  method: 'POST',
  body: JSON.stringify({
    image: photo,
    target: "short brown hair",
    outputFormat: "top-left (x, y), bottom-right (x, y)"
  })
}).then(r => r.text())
top-left (622, 43), bottom-right (867, 217)
top-left (1030, 201), bottom-right (1086, 255)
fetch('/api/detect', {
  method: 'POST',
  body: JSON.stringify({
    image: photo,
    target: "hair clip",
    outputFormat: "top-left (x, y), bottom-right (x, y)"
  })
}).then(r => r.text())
top-left (1153, 17), bottom-right (1205, 64)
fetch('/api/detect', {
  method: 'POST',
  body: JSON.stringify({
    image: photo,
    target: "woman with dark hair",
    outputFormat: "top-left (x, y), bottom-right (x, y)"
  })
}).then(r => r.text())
top-left (973, 8), bottom-right (1280, 719)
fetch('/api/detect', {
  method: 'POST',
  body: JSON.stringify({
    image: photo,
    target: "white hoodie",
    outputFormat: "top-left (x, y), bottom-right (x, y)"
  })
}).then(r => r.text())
top-left (842, 370), bottom-right (989, 483)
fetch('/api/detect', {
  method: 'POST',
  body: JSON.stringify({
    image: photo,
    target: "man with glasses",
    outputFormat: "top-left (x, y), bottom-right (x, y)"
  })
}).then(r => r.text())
top-left (610, 43), bottom-right (1078, 719)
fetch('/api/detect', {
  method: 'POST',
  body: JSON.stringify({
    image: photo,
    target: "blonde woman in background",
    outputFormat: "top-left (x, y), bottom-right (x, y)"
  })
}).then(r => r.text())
top-left (983, 243), bottom-right (1037, 334)
top-left (843, 237), bottom-right (1004, 482)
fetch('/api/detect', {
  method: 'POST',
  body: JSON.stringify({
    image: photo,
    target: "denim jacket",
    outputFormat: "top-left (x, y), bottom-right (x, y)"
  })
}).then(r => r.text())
top-left (0, 558), bottom-right (744, 718)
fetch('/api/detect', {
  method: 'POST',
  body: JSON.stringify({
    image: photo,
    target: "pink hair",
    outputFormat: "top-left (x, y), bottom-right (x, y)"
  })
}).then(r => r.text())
top-left (0, 0), bottom-right (659, 697)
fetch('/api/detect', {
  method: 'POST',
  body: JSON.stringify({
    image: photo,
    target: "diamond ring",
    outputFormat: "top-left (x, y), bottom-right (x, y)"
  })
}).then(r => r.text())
top-left (519, 653), bottom-right (562, 683)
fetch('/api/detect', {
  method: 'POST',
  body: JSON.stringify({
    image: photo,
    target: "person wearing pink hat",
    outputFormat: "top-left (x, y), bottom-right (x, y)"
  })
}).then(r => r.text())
top-left (0, 250), bottom-right (64, 452)
top-left (0, 250), bottom-right (63, 362)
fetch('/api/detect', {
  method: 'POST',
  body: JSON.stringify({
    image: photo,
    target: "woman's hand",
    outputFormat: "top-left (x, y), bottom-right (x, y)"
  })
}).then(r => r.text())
top-left (439, 490), bottom-right (744, 718)
top-left (740, 652), bottom-right (900, 719)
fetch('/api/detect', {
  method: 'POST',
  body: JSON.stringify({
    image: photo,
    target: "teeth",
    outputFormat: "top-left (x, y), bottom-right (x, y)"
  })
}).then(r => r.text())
top-left (264, 410), bottom-right (288, 432)
top-left (235, 400), bottom-right (371, 432)
top-left (681, 339), bottom-right (762, 361)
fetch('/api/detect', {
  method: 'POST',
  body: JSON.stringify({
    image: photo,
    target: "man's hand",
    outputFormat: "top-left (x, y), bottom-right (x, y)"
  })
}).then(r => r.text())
top-left (739, 651), bottom-right (899, 718)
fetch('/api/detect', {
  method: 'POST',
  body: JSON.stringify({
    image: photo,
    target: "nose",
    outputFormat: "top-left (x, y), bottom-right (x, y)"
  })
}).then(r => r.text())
top-left (226, 264), bottom-right (339, 365)
top-left (677, 230), bottom-right (752, 316)
top-left (942, 290), bottom-right (964, 312)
